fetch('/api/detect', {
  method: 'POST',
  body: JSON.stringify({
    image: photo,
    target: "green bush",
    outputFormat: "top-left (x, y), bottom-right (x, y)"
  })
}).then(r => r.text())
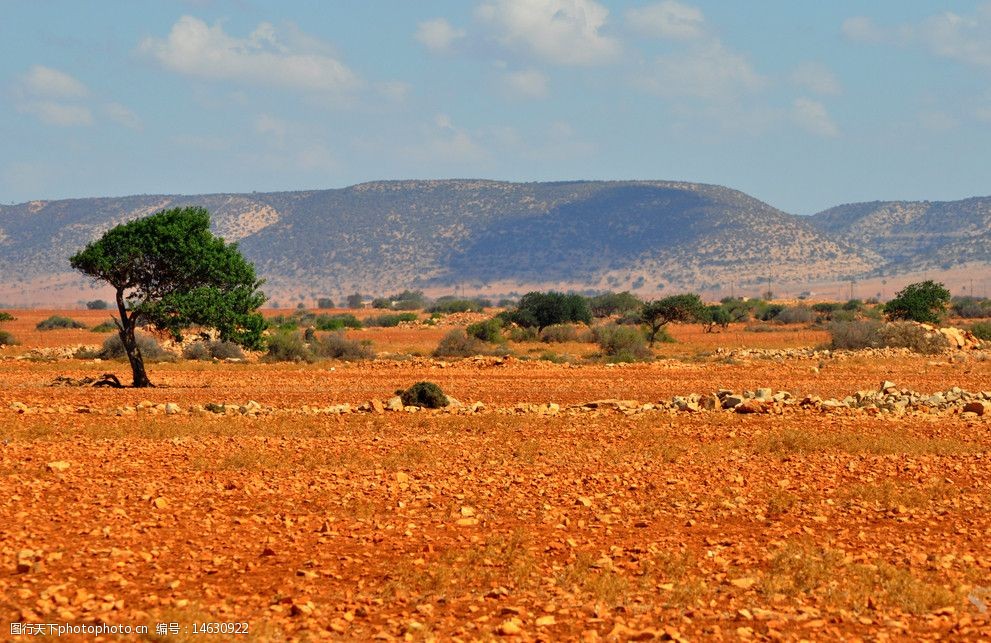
top-left (433, 329), bottom-right (487, 358)
top-left (86, 300), bottom-right (109, 310)
top-left (0, 312), bottom-right (15, 322)
top-left (96, 333), bottom-right (175, 362)
top-left (506, 325), bottom-right (539, 342)
top-left (91, 319), bottom-right (117, 333)
top-left (466, 318), bottom-right (504, 343)
top-left (183, 340), bottom-right (246, 360)
top-left (310, 332), bottom-right (374, 360)
top-left (843, 299), bottom-right (863, 312)
top-left (505, 291), bottom-right (592, 330)
top-left (0, 330), bottom-right (18, 346)
top-left (884, 280), bottom-right (950, 324)
top-left (772, 306), bottom-right (813, 324)
top-left (269, 311), bottom-right (362, 331)
top-left (428, 297), bottom-right (490, 314)
top-left (364, 312), bottom-right (418, 327)
top-left (316, 297), bottom-right (335, 309)
top-left (593, 324), bottom-right (653, 362)
top-left (970, 321), bottom-right (991, 341)
top-left (398, 381), bottom-right (448, 409)
top-left (540, 323), bottom-right (579, 343)
top-left (36, 315), bottom-right (87, 330)
top-left (263, 330), bottom-right (314, 363)
top-left (588, 291), bottom-right (643, 318)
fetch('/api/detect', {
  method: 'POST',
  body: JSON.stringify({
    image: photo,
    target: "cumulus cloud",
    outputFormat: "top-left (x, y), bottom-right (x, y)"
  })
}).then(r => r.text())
top-left (791, 62), bottom-right (841, 96)
top-left (627, 1), bottom-right (705, 40)
top-left (502, 69), bottom-right (549, 99)
top-left (841, 16), bottom-right (885, 43)
top-left (13, 65), bottom-right (96, 127)
top-left (140, 16), bottom-right (358, 92)
top-left (792, 97), bottom-right (839, 137)
top-left (415, 18), bottom-right (466, 53)
top-left (22, 102), bottom-right (93, 127)
top-left (23, 65), bottom-right (89, 98)
top-left (639, 40), bottom-right (764, 100)
top-left (476, 0), bottom-right (620, 65)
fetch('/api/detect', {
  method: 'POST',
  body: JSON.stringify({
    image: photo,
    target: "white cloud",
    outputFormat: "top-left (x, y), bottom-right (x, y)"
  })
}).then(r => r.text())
top-left (639, 40), bottom-right (764, 100)
top-left (502, 69), bottom-right (549, 99)
top-left (140, 16), bottom-right (358, 92)
top-left (792, 97), bottom-right (838, 137)
top-left (105, 102), bottom-right (142, 129)
top-left (22, 65), bottom-right (89, 98)
top-left (19, 101), bottom-right (93, 127)
top-left (841, 16), bottom-right (884, 43)
top-left (477, 0), bottom-right (620, 65)
top-left (627, 1), bottom-right (705, 40)
top-left (415, 18), bottom-right (466, 53)
top-left (791, 62), bottom-right (841, 96)
top-left (416, 114), bottom-right (486, 162)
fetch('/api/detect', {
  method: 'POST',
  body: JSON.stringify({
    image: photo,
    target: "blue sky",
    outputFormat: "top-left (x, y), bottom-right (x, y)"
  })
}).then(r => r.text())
top-left (2, 1), bottom-right (990, 214)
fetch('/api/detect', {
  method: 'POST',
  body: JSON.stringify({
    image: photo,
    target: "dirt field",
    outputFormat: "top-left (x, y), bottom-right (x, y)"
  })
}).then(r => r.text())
top-left (1, 310), bottom-right (990, 641)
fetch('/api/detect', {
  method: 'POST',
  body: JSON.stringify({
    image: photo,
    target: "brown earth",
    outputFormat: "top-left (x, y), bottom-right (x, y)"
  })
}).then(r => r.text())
top-left (1, 310), bottom-right (990, 641)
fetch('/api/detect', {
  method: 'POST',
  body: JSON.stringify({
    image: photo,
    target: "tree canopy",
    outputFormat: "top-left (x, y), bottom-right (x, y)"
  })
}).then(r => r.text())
top-left (640, 294), bottom-right (706, 345)
top-left (505, 291), bottom-right (592, 330)
top-left (70, 206), bottom-right (265, 386)
top-left (883, 280), bottom-right (950, 324)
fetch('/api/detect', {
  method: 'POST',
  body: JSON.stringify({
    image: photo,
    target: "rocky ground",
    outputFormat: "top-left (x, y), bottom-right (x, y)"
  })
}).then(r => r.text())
top-left (1, 311), bottom-right (990, 640)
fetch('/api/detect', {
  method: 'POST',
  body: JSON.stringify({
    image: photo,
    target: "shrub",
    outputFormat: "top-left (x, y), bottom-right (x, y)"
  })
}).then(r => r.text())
top-left (594, 324), bottom-right (653, 362)
top-left (811, 302), bottom-right (841, 318)
top-left (588, 291), bottom-right (643, 318)
top-left (428, 297), bottom-right (490, 314)
top-left (640, 294), bottom-right (705, 345)
top-left (345, 293), bottom-right (364, 309)
top-left (506, 291), bottom-right (592, 330)
top-left (183, 340), bottom-right (245, 360)
top-left (828, 320), bottom-right (883, 350)
top-left (373, 290), bottom-right (426, 311)
top-left (878, 322), bottom-right (949, 354)
top-left (951, 296), bottom-right (990, 319)
top-left (310, 331), bottom-right (374, 360)
top-left (313, 313), bottom-right (362, 331)
top-left (317, 297), bottom-right (335, 309)
top-left (756, 303), bottom-right (785, 322)
top-left (884, 280), bottom-right (950, 324)
top-left (364, 312), bottom-right (418, 327)
top-left (263, 330), bottom-right (314, 363)
top-left (36, 315), bottom-right (87, 330)
top-left (466, 318), bottom-right (504, 343)
top-left (86, 299), bottom-right (109, 310)
top-left (701, 305), bottom-right (732, 332)
top-left (91, 319), bottom-right (117, 333)
top-left (97, 333), bottom-right (175, 362)
top-left (0, 312), bottom-right (15, 322)
top-left (843, 299), bottom-right (863, 312)
top-left (540, 323), bottom-right (579, 343)
top-left (506, 325), bottom-right (539, 342)
top-left (0, 330), bottom-right (17, 346)
top-left (433, 329), bottom-right (487, 358)
top-left (398, 381), bottom-right (448, 409)
top-left (773, 306), bottom-right (813, 324)
top-left (971, 321), bottom-right (991, 341)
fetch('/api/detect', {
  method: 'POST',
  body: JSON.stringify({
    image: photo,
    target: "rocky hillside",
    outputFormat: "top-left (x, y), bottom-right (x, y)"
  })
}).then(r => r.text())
top-left (810, 197), bottom-right (991, 275)
top-left (1, 180), bottom-right (987, 305)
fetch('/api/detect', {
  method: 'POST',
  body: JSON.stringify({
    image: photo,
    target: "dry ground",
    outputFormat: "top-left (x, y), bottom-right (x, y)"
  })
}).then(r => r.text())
top-left (1, 310), bottom-right (990, 641)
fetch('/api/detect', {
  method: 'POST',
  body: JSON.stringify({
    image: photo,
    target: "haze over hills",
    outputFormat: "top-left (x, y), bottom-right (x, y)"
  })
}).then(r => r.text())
top-left (0, 180), bottom-right (989, 306)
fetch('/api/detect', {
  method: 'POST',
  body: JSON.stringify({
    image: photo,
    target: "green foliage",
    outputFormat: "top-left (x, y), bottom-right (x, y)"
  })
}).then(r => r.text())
top-left (843, 299), bottom-right (863, 312)
top-left (540, 324), bottom-right (579, 343)
top-left (183, 340), bottom-right (245, 360)
top-left (640, 293), bottom-right (705, 345)
top-left (587, 291), bottom-right (643, 318)
top-left (506, 325), bottom-right (539, 342)
top-left (270, 311), bottom-right (362, 331)
top-left (262, 330), bottom-right (314, 363)
top-left (701, 304), bottom-right (731, 332)
top-left (363, 312), bottom-right (418, 327)
top-left (811, 302), bottom-right (841, 320)
top-left (96, 333), bottom-right (174, 362)
top-left (883, 280), bottom-right (950, 324)
top-left (757, 303), bottom-right (785, 321)
top-left (36, 315), bottom-right (88, 330)
top-left (828, 320), bottom-right (949, 354)
top-left (506, 291), bottom-right (592, 330)
top-left (0, 330), bottom-right (17, 346)
top-left (91, 319), bottom-right (118, 333)
top-left (593, 324), bottom-right (652, 362)
top-left (373, 290), bottom-right (426, 310)
top-left (433, 329), bottom-right (487, 358)
top-left (86, 299), bottom-right (109, 310)
top-left (69, 206), bottom-right (266, 386)
top-left (316, 297), bottom-right (335, 309)
top-left (0, 312), bottom-right (15, 322)
top-left (950, 296), bottom-right (991, 319)
top-left (399, 381), bottom-right (448, 409)
top-left (427, 296), bottom-right (490, 314)
top-left (346, 293), bottom-right (364, 309)
top-left (772, 306), bottom-right (813, 324)
top-left (466, 318), bottom-right (504, 343)
top-left (310, 332), bottom-right (374, 360)
top-left (970, 321), bottom-right (991, 341)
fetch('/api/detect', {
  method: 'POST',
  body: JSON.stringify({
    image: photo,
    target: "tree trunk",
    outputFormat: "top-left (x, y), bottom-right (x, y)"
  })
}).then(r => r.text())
top-left (115, 289), bottom-right (152, 388)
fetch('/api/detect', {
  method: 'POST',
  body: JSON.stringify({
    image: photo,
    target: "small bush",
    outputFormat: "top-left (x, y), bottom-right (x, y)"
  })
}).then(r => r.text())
top-left (540, 323), bottom-right (579, 343)
top-left (86, 299), bottom-right (109, 310)
top-left (0, 330), bottom-right (18, 346)
top-left (183, 340), bottom-right (245, 360)
top-left (316, 297), bottom-right (335, 309)
top-left (97, 333), bottom-right (175, 362)
top-left (828, 320), bottom-right (882, 350)
top-left (91, 319), bottom-right (117, 333)
top-left (310, 331), bottom-right (374, 360)
top-left (507, 325), bottom-right (539, 342)
top-left (428, 298), bottom-right (489, 314)
top-left (36, 315), bottom-right (87, 330)
top-left (878, 322), bottom-right (949, 354)
top-left (773, 306), bottom-right (813, 324)
top-left (399, 381), bottom-right (448, 408)
top-left (313, 313), bottom-right (362, 331)
top-left (364, 312), bottom-right (418, 327)
top-left (263, 331), bottom-right (314, 363)
top-left (433, 329), bottom-right (487, 358)
top-left (594, 324), bottom-right (652, 362)
top-left (466, 318), bottom-right (504, 343)
top-left (971, 321), bottom-right (991, 341)
top-left (0, 312), bottom-right (15, 322)
top-left (744, 324), bottom-right (779, 333)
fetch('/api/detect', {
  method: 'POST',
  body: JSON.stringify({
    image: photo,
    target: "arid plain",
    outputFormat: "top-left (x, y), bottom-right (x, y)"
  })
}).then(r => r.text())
top-left (2, 309), bottom-right (990, 641)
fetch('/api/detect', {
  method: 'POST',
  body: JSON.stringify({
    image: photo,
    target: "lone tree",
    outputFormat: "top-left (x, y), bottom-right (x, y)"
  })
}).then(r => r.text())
top-left (505, 291), bottom-right (592, 331)
top-left (70, 207), bottom-right (266, 387)
top-left (640, 293), bottom-right (706, 346)
top-left (883, 280), bottom-right (951, 325)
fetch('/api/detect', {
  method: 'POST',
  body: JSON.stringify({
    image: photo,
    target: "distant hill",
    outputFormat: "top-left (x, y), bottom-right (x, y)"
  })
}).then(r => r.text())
top-left (0, 180), bottom-right (988, 306)
top-left (809, 196), bottom-right (991, 275)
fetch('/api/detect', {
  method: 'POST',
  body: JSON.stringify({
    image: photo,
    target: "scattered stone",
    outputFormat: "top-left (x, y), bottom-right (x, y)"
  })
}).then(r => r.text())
top-left (46, 461), bottom-right (71, 473)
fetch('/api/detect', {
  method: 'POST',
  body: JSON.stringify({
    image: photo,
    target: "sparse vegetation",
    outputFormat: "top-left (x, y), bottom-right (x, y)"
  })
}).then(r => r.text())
top-left (970, 321), bottom-right (991, 341)
top-left (428, 296), bottom-right (490, 314)
top-left (398, 381), bottom-right (448, 408)
top-left (433, 329), bottom-right (487, 358)
top-left (0, 312), bottom-right (15, 322)
top-left (93, 333), bottom-right (175, 362)
top-left (262, 330), bottom-right (313, 363)
top-left (593, 323), bottom-right (652, 362)
top-left (86, 299), bottom-right (109, 310)
top-left (36, 315), bottom-right (88, 330)
top-left (503, 291), bottom-right (592, 330)
top-left (466, 318), bottom-right (504, 343)
top-left (363, 312), bottom-right (418, 327)
top-left (539, 323), bottom-right (579, 343)
top-left (183, 340), bottom-right (246, 361)
top-left (91, 319), bottom-right (117, 333)
top-left (0, 330), bottom-right (17, 346)
top-left (310, 332), bottom-right (374, 360)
